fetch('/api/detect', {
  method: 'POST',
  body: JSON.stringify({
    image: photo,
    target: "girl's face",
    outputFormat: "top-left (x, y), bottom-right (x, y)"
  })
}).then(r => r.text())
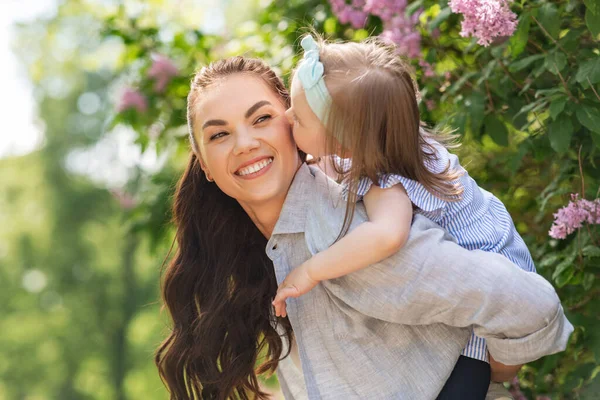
top-left (191, 74), bottom-right (300, 208)
top-left (285, 75), bottom-right (328, 158)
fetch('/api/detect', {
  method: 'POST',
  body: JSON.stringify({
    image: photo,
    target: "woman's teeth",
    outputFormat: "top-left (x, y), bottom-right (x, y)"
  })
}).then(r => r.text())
top-left (237, 158), bottom-right (273, 176)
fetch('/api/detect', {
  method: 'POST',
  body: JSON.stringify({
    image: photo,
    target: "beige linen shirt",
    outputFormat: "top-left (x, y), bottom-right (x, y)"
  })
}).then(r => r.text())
top-left (266, 164), bottom-right (572, 400)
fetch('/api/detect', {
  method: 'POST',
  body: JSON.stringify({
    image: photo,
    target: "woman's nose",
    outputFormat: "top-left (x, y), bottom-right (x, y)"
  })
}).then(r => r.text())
top-left (233, 128), bottom-right (260, 155)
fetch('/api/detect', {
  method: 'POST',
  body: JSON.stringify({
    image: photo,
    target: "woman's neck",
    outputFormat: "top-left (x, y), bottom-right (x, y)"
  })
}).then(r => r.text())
top-left (241, 160), bottom-right (304, 238)
top-left (239, 195), bottom-right (286, 239)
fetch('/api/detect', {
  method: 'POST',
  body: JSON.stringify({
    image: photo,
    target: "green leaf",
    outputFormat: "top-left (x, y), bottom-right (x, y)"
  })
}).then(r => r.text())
top-left (510, 13), bottom-right (531, 58)
top-left (545, 52), bottom-right (567, 75)
top-left (583, 273), bottom-right (596, 291)
top-left (576, 57), bottom-right (600, 84)
top-left (538, 3), bottom-right (561, 39)
top-left (476, 61), bottom-right (497, 86)
top-left (583, 245), bottom-right (600, 257)
top-left (576, 105), bottom-right (600, 133)
top-left (539, 253), bottom-right (561, 268)
top-left (560, 28), bottom-right (586, 52)
top-left (484, 115), bottom-right (509, 146)
top-left (514, 99), bottom-right (547, 120)
top-left (324, 17), bottom-right (337, 34)
top-left (429, 7), bottom-right (452, 32)
top-left (586, 8), bottom-right (600, 37)
top-left (586, 0), bottom-right (599, 15)
top-left (548, 114), bottom-right (574, 153)
top-left (508, 54), bottom-right (545, 73)
top-left (468, 93), bottom-right (486, 135)
top-left (555, 266), bottom-right (575, 287)
top-left (449, 72), bottom-right (476, 95)
top-left (552, 257), bottom-right (574, 280)
top-left (406, 0), bottom-right (424, 16)
top-left (549, 98), bottom-right (567, 120)
top-left (535, 88), bottom-right (564, 98)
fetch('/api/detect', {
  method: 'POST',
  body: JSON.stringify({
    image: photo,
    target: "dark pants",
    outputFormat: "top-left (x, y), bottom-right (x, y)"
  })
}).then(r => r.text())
top-left (436, 356), bottom-right (491, 400)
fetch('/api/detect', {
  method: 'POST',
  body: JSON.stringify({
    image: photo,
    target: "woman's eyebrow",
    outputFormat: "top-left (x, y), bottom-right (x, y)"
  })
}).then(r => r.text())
top-left (245, 100), bottom-right (272, 118)
top-left (202, 119), bottom-right (227, 130)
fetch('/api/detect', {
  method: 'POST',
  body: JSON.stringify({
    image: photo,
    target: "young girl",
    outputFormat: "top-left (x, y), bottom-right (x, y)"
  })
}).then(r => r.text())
top-left (272, 34), bottom-right (536, 365)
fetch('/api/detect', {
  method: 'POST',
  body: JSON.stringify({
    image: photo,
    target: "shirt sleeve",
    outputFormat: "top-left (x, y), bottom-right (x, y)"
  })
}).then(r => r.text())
top-left (320, 215), bottom-right (573, 366)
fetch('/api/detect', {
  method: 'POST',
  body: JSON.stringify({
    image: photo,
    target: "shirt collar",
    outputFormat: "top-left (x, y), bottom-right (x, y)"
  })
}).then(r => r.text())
top-left (271, 162), bottom-right (346, 236)
top-left (271, 163), bottom-right (314, 236)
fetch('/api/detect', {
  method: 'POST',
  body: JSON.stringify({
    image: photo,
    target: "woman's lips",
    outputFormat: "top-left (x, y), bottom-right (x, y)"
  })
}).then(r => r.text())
top-left (235, 157), bottom-right (274, 179)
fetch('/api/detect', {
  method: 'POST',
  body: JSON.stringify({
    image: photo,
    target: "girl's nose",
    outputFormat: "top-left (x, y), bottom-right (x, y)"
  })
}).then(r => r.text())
top-left (284, 108), bottom-right (294, 125)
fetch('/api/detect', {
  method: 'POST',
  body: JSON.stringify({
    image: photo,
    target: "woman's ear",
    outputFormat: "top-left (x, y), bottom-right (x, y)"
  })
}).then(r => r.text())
top-left (196, 152), bottom-right (214, 182)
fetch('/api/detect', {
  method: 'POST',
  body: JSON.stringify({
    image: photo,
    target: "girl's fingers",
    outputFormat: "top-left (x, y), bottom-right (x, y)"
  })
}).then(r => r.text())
top-left (272, 288), bottom-right (294, 317)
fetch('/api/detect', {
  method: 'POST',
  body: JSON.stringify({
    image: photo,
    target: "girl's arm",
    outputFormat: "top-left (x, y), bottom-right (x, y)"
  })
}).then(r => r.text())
top-left (272, 184), bottom-right (412, 317)
top-left (308, 184), bottom-right (412, 281)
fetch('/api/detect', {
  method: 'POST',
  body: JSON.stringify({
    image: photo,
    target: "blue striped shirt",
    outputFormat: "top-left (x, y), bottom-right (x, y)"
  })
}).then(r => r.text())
top-left (336, 140), bottom-right (536, 362)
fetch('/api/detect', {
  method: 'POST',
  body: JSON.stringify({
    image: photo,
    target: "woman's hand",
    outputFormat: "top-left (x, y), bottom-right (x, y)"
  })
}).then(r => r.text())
top-left (489, 352), bottom-right (523, 382)
top-left (272, 262), bottom-right (319, 318)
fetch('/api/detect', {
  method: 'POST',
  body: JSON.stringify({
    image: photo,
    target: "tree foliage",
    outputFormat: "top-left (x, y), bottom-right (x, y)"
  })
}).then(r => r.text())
top-left (6, 0), bottom-right (600, 398)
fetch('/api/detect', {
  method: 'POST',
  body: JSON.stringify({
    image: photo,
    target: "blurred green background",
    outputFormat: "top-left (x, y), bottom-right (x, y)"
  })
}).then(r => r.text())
top-left (1, 0), bottom-right (599, 399)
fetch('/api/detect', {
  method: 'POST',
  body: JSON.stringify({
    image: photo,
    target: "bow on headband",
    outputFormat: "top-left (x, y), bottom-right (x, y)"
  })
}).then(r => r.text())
top-left (296, 35), bottom-right (332, 123)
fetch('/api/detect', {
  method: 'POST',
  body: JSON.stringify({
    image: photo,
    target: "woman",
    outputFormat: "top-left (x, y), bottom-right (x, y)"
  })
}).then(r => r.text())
top-left (155, 57), bottom-right (572, 400)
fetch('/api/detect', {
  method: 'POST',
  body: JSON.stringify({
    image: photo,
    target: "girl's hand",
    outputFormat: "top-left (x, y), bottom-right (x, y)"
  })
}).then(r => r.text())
top-left (272, 262), bottom-right (319, 318)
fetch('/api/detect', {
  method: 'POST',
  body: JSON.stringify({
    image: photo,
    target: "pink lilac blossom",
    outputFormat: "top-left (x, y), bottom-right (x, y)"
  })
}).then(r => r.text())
top-left (329, 0), bottom-right (423, 58)
top-left (425, 99), bottom-right (436, 111)
top-left (329, 0), bottom-right (369, 28)
top-left (449, 0), bottom-right (518, 46)
top-left (509, 377), bottom-right (528, 400)
top-left (148, 54), bottom-right (179, 93)
top-left (380, 11), bottom-right (423, 58)
top-left (364, 0), bottom-right (407, 20)
top-left (419, 59), bottom-right (435, 77)
top-left (110, 189), bottom-right (137, 210)
top-left (549, 194), bottom-right (600, 239)
top-left (117, 88), bottom-right (147, 113)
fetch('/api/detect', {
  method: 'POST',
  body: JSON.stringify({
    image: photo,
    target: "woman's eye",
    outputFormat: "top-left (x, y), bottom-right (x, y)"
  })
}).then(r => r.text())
top-left (254, 114), bottom-right (272, 124)
top-left (210, 132), bottom-right (228, 141)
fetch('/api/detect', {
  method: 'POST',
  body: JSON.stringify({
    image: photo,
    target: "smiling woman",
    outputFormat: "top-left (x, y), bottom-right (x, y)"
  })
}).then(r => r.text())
top-left (155, 57), bottom-right (301, 400)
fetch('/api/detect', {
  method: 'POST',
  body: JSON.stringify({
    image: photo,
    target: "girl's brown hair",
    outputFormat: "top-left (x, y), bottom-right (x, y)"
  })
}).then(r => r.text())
top-left (155, 57), bottom-right (294, 400)
top-left (313, 36), bottom-right (463, 236)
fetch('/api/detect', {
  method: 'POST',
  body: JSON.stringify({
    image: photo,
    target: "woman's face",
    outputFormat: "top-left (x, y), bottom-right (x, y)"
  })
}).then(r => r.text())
top-left (192, 74), bottom-right (300, 208)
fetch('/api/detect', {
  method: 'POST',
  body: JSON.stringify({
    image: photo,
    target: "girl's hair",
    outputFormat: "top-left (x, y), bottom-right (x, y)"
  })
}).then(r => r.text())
top-left (155, 57), bottom-right (294, 400)
top-left (312, 36), bottom-right (463, 237)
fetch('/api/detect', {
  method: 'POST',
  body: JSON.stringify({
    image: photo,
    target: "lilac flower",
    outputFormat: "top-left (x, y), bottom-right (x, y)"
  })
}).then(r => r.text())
top-left (364, 0), bottom-right (407, 19)
top-left (380, 11), bottom-right (423, 58)
top-left (110, 189), bottom-right (137, 210)
top-left (449, 0), bottom-right (518, 46)
top-left (117, 88), bottom-right (147, 113)
top-left (509, 376), bottom-right (528, 400)
top-left (419, 59), bottom-right (436, 77)
top-left (549, 194), bottom-right (600, 239)
top-left (349, 9), bottom-right (369, 28)
top-left (329, 0), bottom-right (368, 28)
top-left (329, 0), bottom-right (424, 57)
top-left (148, 54), bottom-right (179, 93)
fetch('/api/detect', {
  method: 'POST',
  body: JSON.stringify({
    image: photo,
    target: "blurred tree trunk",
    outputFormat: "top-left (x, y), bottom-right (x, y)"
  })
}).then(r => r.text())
top-left (113, 234), bottom-right (139, 400)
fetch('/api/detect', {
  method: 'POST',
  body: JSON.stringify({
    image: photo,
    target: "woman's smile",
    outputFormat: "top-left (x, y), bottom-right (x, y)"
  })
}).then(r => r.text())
top-left (234, 156), bottom-right (274, 179)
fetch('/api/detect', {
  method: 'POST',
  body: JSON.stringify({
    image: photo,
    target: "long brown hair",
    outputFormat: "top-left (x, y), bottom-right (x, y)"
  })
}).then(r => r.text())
top-left (155, 57), bottom-right (294, 400)
top-left (310, 36), bottom-right (463, 237)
